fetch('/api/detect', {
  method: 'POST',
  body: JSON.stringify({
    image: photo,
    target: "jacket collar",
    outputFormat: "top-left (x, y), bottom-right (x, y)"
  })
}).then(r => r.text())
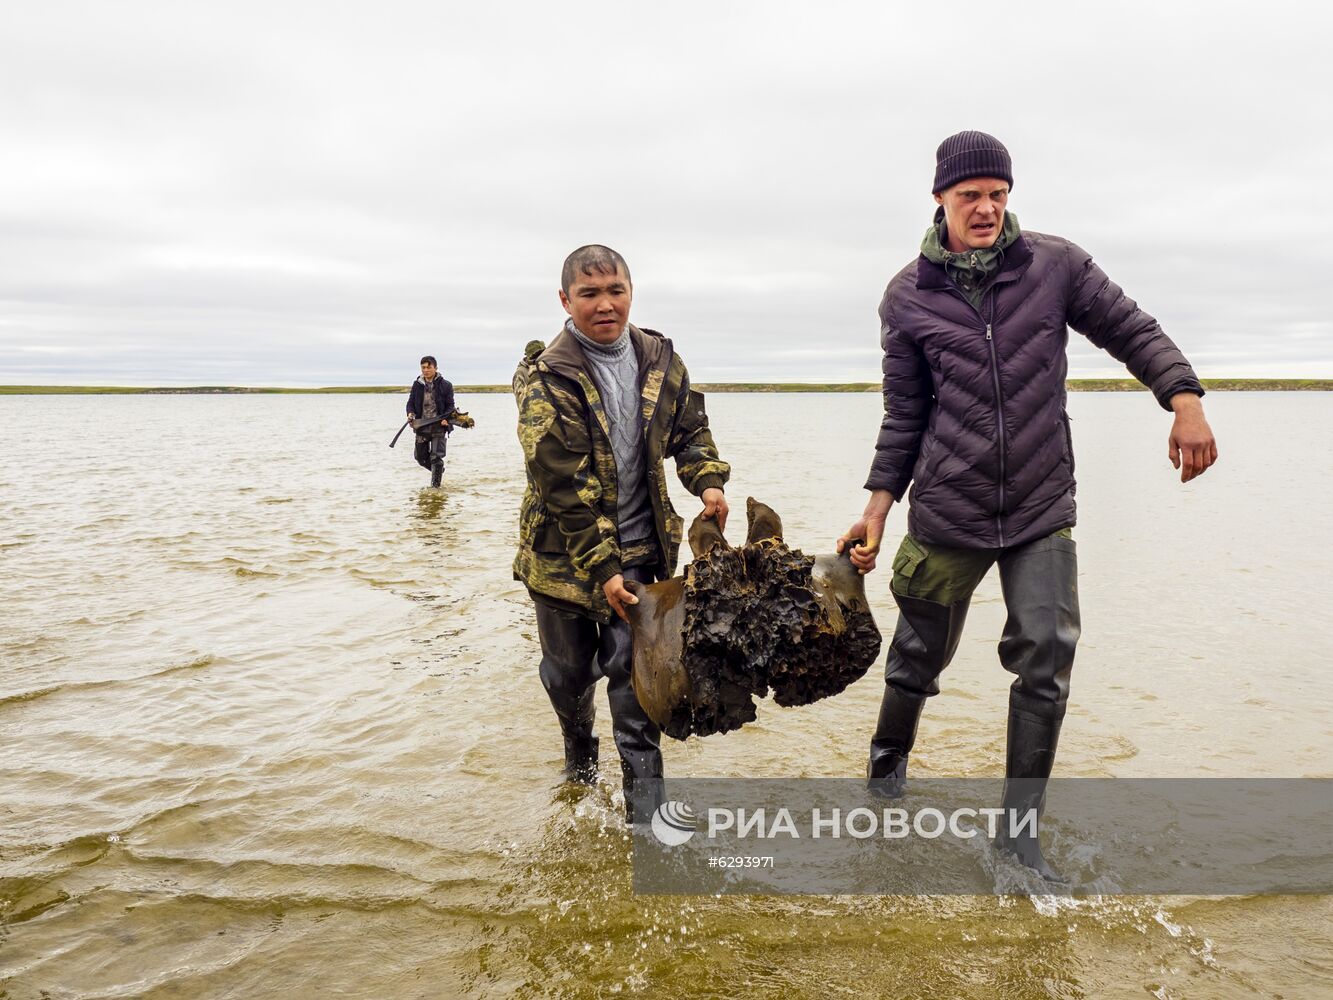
top-left (538, 323), bottom-right (668, 383)
top-left (916, 214), bottom-right (1034, 291)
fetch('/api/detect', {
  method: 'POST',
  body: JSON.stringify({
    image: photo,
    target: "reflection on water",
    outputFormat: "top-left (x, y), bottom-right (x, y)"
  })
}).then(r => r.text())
top-left (413, 488), bottom-right (450, 524)
top-left (1, 391), bottom-right (1331, 998)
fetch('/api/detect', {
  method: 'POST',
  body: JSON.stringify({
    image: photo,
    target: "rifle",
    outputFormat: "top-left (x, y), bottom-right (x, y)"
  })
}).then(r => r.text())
top-left (389, 410), bottom-right (475, 448)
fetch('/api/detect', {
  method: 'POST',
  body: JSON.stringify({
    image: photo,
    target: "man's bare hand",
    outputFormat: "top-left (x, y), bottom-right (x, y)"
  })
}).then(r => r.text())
top-left (837, 489), bottom-right (895, 575)
top-left (700, 488), bottom-right (729, 533)
top-left (1168, 392), bottom-right (1218, 483)
top-left (603, 573), bottom-right (639, 622)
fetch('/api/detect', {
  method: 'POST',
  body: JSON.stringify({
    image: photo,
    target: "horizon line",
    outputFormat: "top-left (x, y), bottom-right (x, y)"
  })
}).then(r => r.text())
top-left (2, 378), bottom-right (1332, 395)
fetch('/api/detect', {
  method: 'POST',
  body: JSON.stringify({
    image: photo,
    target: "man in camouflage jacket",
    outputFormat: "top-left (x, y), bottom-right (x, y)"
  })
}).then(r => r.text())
top-left (513, 245), bottom-right (730, 822)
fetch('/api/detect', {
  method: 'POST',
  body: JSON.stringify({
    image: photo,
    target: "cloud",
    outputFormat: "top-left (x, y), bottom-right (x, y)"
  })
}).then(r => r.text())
top-left (1, 0), bottom-right (1330, 384)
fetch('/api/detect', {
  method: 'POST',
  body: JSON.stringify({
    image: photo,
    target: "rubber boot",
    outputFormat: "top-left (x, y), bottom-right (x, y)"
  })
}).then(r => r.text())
top-left (621, 755), bottom-right (665, 826)
top-left (608, 643), bottom-right (665, 824)
top-left (555, 682), bottom-right (598, 785)
top-left (867, 687), bottom-right (924, 798)
top-left (867, 593), bottom-right (969, 796)
top-left (602, 566), bottom-right (665, 825)
top-left (563, 733), bottom-right (599, 785)
top-left (430, 458), bottom-right (444, 488)
top-left (995, 703), bottom-right (1066, 882)
top-left (996, 531), bottom-right (1079, 722)
top-left (534, 600), bottom-right (601, 786)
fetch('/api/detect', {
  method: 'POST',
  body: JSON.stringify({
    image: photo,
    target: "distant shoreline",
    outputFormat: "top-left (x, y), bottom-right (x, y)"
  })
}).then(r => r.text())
top-left (1, 379), bottom-right (1330, 395)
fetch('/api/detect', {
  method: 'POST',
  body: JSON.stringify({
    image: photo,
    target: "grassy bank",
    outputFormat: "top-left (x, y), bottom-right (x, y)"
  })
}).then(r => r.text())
top-left (699, 380), bottom-right (1333, 392)
top-left (1, 379), bottom-right (1330, 395)
top-left (1067, 378), bottom-right (1333, 392)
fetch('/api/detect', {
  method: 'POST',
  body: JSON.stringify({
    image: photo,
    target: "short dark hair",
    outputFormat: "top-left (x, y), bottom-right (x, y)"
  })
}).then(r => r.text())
top-left (561, 245), bottom-right (631, 295)
top-left (420, 356), bottom-right (437, 367)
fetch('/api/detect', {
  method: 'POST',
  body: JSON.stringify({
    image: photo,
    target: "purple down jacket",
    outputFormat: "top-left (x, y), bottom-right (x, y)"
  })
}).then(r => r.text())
top-left (865, 229), bottom-right (1202, 549)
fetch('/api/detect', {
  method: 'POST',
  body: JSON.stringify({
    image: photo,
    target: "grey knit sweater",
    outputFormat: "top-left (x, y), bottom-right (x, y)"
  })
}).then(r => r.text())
top-left (567, 320), bottom-right (653, 544)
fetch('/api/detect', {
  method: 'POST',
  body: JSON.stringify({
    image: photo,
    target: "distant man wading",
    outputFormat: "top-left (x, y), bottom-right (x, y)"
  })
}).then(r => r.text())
top-left (839, 132), bottom-right (1218, 878)
top-left (406, 356), bottom-right (454, 487)
top-left (512, 246), bottom-right (730, 823)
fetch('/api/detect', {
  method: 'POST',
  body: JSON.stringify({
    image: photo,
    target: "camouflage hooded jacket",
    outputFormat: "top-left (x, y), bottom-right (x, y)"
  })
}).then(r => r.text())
top-left (512, 325), bottom-right (730, 622)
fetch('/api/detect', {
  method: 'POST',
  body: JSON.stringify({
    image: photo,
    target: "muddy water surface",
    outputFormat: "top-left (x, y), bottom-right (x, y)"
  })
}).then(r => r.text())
top-left (2, 391), bottom-right (1330, 998)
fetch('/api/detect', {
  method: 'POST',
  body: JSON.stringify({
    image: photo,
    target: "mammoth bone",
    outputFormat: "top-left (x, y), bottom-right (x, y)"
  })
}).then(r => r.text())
top-left (625, 498), bottom-right (882, 740)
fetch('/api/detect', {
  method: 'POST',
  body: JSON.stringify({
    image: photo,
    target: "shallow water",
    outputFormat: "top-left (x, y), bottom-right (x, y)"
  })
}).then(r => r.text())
top-left (2, 390), bottom-right (1331, 998)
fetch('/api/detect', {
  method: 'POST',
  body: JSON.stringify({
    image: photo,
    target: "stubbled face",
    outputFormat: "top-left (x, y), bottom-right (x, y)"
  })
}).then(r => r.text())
top-left (420, 361), bottom-right (437, 381)
top-left (934, 177), bottom-right (1010, 252)
top-left (559, 265), bottom-right (632, 344)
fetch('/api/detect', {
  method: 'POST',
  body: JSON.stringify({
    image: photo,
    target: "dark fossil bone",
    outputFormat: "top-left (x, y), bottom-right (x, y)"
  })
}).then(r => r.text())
top-left (626, 498), bottom-right (882, 740)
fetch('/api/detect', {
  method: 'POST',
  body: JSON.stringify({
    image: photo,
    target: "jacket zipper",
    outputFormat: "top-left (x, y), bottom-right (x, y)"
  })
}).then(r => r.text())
top-left (642, 342), bottom-right (675, 564)
top-left (941, 284), bottom-right (1008, 546)
top-left (984, 316), bottom-right (1007, 546)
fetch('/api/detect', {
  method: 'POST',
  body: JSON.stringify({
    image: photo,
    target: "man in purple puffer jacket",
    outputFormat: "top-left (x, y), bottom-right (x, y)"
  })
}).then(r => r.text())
top-left (838, 131), bottom-right (1218, 879)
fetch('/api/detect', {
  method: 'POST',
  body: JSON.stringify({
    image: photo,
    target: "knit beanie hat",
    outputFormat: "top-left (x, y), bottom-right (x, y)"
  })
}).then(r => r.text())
top-left (932, 131), bottom-right (1013, 194)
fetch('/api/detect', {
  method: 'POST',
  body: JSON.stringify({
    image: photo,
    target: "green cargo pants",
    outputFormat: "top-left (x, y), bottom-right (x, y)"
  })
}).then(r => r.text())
top-left (883, 527), bottom-right (1078, 715)
top-left (891, 527), bottom-right (1074, 604)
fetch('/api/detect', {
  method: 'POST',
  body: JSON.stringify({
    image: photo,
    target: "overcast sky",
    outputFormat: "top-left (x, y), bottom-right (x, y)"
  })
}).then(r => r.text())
top-left (2, 1), bottom-right (1330, 386)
